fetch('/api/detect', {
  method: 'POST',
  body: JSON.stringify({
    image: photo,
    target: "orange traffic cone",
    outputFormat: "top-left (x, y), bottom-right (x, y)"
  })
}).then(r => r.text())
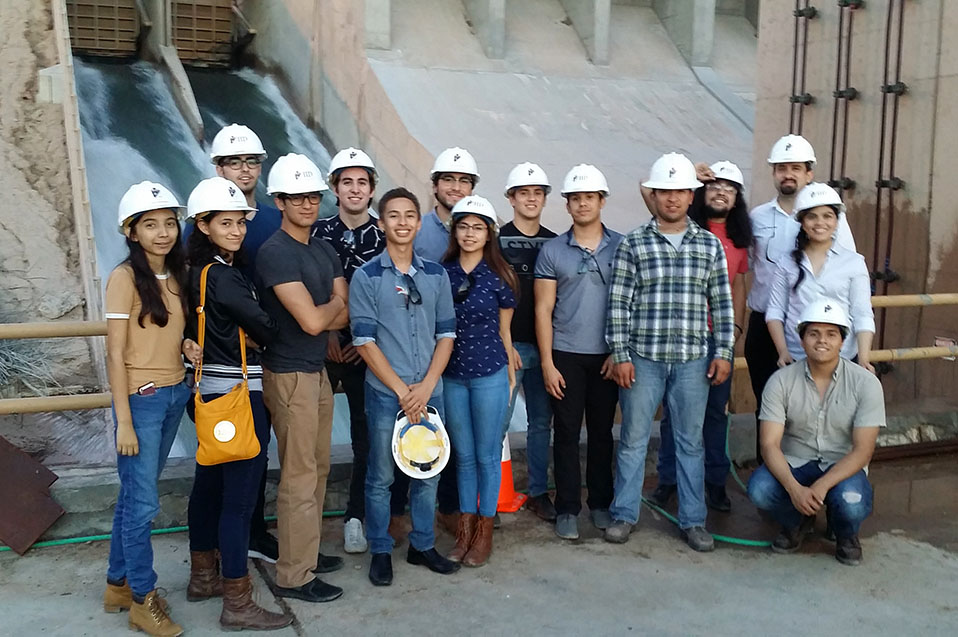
top-left (496, 434), bottom-right (527, 513)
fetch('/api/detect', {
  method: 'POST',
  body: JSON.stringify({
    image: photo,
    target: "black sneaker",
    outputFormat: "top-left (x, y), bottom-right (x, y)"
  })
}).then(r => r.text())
top-left (771, 515), bottom-right (816, 554)
top-left (274, 577), bottom-right (343, 603)
top-left (704, 482), bottom-right (731, 512)
top-left (647, 483), bottom-right (677, 508)
top-left (248, 532), bottom-right (279, 563)
top-left (835, 535), bottom-right (862, 566)
top-left (312, 552), bottom-right (344, 574)
top-left (525, 493), bottom-right (558, 522)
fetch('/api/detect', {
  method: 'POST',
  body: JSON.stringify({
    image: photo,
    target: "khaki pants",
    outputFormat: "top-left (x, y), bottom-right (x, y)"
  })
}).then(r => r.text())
top-left (263, 369), bottom-right (334, 588)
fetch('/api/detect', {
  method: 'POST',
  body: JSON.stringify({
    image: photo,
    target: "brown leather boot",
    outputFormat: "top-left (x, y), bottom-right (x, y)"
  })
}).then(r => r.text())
top-left (463, 515), bottom-right (494, 567)
top-left (436, 510), bottom-right (461, 535)
top-left (129, 590), bottom-right (183, 636)
top-left (220, 574), bottom-right (292, 631)
top-left (103, 580), bottom-right (168, 613)
top-left (447, 512), bottom-right (478, 563)
top-left (187, 550), bottom-right (223, 601)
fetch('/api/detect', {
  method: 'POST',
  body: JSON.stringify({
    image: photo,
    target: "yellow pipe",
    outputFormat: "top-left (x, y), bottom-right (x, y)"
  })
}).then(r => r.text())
top-left (870, 293), bottom-right (958, 308)
top-left (0, 392), bottom-right (112, 415)
top-left (733, 344), bottom-right (958, 370)
top-left (0, 321), bottom-right (107, 339)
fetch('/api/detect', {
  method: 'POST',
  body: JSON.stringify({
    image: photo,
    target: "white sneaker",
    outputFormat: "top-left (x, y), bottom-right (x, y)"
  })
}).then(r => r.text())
top-left (344, 517), bottom-right (368, 554)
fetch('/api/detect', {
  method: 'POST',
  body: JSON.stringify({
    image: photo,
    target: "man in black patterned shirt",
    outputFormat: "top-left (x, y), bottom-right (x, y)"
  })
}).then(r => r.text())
top-left (312, 147), bottom-right (392, 555)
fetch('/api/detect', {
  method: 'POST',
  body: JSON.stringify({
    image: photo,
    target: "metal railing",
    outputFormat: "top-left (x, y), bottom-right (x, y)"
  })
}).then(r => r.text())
top-left (2, 293), bottom-right (957, 414)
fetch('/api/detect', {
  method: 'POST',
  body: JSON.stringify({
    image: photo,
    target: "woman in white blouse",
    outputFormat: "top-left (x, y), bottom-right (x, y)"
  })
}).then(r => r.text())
top-left (765, 182), bottom-right (875, 373)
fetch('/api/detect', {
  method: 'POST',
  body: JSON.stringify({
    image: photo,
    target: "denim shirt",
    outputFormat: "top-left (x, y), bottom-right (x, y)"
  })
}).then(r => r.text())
top-left (350, 250), bottom-right (456, 397)
top-left (443, 259), bottom-right (517, 380)
top-left (413, 209), bottom-right (451, 263)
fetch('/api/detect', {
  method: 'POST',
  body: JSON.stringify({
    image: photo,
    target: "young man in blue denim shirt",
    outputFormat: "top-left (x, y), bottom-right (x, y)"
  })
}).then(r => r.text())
top-left (499, 162), bottom-right (557, 522)
top-left (350, 187), bottom-right (461, 586)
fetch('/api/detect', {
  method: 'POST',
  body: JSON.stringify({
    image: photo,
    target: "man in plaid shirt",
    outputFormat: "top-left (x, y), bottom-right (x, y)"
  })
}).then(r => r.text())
top-left (603, 153), bottom-right (734, 551)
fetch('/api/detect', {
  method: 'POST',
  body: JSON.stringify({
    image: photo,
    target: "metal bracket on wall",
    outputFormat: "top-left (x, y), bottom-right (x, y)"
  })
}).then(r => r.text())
top-left (838, 0), bottom-right (865, 8)
top-left (875, 361), bottom-right (894, 377)
top-left (881, 81), bottom-right (908, 95)
top-left (833, 87), bottom-right (859, 100)
top-left (872, 268), bottom-right (901, 283)
top-left (827, 177), bottom-right (857, 190)
top-left (794, 6), bottom-right (818, 18)
top-left (876, 177), bottom-right (905, 190)
top-left (789, 93), bottom-right (815, 105)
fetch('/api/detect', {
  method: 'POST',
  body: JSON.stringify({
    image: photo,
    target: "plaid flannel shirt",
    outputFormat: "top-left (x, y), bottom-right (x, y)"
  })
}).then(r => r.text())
top-left (606, 218), bottom-right (734, 364)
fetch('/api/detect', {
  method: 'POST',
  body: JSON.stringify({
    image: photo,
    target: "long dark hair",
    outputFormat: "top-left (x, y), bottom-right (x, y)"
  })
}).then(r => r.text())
top-left (442, 218), bottom-right (519, 296)
top-left (688, 184), bottom-right (753, 249)
top-left (186, 212), bottom-right (249, 269)
top-left (791, 204), bottom-right (840, 291)
top-left (124, 215), bottom-right (189, 328)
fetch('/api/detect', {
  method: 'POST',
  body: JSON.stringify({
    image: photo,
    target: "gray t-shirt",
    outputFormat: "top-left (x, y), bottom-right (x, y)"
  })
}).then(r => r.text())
top-left (760, 358), bottom-right (886, 469)
top-left (662, 228), bottom-right (688, 250)
top-left (534, 226), bottom-right (624, 355)
top-left (255, 229), bottom-right (344, 373)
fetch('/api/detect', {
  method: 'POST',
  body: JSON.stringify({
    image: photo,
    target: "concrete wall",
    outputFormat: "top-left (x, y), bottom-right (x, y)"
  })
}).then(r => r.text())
top-left (751, 1), bottom-right (958, 411)
top-left (654, 0), bottom-right (716, 66)
top-left (242, 0), bottom-right (433, 205)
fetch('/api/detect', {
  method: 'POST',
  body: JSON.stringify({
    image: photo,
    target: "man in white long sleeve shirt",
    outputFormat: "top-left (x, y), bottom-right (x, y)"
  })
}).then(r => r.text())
top-left (745, 135), bottom-right (856, 462)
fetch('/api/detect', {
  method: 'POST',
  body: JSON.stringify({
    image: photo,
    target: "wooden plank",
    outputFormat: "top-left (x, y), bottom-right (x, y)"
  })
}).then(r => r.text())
top-left (0, 436), bottom-right (58, 490)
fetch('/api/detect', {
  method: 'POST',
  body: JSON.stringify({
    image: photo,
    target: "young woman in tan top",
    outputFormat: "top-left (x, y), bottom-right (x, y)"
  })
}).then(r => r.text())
top-left (103, 181), bottom-right (198, 637)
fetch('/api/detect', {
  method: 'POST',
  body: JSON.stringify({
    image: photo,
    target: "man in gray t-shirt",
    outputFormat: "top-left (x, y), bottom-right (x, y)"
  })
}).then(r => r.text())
top-left (747, 298), bottom-right (885, 566)
top-left (533, 164), bottom-right (623, 541)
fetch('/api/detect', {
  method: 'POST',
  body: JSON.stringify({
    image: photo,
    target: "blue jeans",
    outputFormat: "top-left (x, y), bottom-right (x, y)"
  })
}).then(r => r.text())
top-left (365, 383), bottom-right (443, 554)
top-left (610, 356), bottom-right (710, 529)
top-left (502, 342), bottom-right (552, 497)
top-left (748, 462), bottom-right (874, 538)
top-left (445, 367), bottom-right (510, 517)
top-left (657, 368), bottom-right (733, 487)
top-left (107, 381), bottom-right (190, 596)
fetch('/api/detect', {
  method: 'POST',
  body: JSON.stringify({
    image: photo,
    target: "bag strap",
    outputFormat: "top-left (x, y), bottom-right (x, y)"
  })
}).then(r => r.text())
top-left (194, 263), bottom-right (247, 388)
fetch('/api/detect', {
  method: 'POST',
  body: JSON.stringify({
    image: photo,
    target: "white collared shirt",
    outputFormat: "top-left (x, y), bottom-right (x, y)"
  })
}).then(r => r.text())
top-left (765, 243), bottom-right (875, 361)
top-left (748, 198), bottom-right (857, 312)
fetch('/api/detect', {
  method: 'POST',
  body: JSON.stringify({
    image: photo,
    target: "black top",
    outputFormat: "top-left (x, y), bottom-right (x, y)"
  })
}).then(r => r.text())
top-left (311, 214), bottom-right (386, 283)
top-left (499, 221), bottom-right (556, 344)
top-left (186, 258), bottom-right (277, 368)
top-left (255, 230), bottom-right (345, 373)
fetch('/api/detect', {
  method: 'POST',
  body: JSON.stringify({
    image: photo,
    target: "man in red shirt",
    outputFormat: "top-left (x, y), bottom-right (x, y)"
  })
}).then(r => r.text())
top-left (643, 161), bottom-right (753, 511)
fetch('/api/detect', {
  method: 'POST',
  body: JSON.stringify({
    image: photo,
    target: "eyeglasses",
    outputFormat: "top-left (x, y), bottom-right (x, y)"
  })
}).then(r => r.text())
top-left (455, 222), bottom-right (487, 235)
top-left (282, 193), bottom-right (322, 206)
top-left (577, 252), bottom-right (606, 284)
top-left (439, 175), bottom-right (475, 187)
top-left (221, 156), bottom-right (263, 170)
top-left (402, 273), bottom-right (422, 308)
top-left (705, 182), bottom-right (737, 194)
top-left (453, 273), bottom-right (476, 303)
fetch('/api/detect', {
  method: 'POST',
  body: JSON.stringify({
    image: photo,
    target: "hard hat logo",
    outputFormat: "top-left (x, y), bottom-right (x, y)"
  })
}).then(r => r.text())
top-left (785, 142), bottom-right (792, 151)
top-left (453, 153), bottom-right (461, 161)
top-left (229, 135), bottom-right (248, 144)
top-left (151, 188), bottom-right (160, 197)
top-left (528, 168), bottom-right (535, 176)
top-left (228, 186), bottom-right (236, 197)
top-left (349, 151), bottom-right (357, 158)
top-left (668, 167), bottom-right (676, 178)
top-left (824, 304), bottom-right (833, 312)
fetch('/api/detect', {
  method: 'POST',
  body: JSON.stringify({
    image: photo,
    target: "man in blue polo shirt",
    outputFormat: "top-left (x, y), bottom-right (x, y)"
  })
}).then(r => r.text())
top-left (350, 187), bottom-right (461, 587)
top-left (534, 164), bottom-right (623, 541)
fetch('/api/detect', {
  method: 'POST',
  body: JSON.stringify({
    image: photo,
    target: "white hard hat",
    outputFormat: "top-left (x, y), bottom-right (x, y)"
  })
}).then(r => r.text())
top-left (186, 177), bottom-right (257, 223)
top-left (794, 182), bottom-right (846, 217)
top-left (642, 153), bottom-right (703, 190)
top-left (504, 162), bottom-right (551, 196)
top-left (209, 124), bottom-right (267, 163)
top-left (266, 153), bottom-right (329, 195)
top-left (560, 164), bottom-right (610, 197)
top-left (431, 147), bottom-right (480, 182)
top-left (392, 407), bottom-right (451, 480)
top-left (116, 181), bottom-right (184, 234)
top-left (327, 147), bottom-right (377, 178)
top-left (767, 134), bottom-right (816, 167)
top-left (797, 296), bottom-right (850, 336)
top-left (709, 161), bottom-right (745, 187)
top-left (451, 195), bottom-right (499, 232)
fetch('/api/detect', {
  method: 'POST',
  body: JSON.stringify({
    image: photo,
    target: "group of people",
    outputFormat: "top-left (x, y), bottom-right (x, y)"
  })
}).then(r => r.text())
top-left (102, 122), bottom-right (886, 636)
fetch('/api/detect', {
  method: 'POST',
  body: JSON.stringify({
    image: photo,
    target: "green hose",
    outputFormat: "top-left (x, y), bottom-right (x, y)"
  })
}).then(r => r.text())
top-left (0, 510), bottom-right (347, 554)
